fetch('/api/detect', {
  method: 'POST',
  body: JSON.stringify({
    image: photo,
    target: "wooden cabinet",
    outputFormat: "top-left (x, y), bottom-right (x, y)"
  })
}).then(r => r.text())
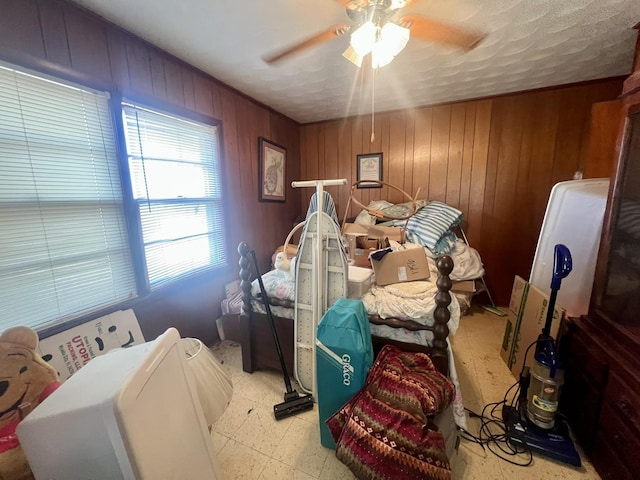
top-left (561, 315), bottom-right (640, 480)
top-left (560, 22), bottom-right (640, 480)
top-left (582, 99), bottom-right (624, 179)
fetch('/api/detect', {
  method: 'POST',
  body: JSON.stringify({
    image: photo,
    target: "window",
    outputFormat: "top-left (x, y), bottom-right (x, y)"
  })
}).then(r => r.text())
top-left (0, 64), bottom-right (137, 331)
top-left (121, 102), bottom-right (227, 290)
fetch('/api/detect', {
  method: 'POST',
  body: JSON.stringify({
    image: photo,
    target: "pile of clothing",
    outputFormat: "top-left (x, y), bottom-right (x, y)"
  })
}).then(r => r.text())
top-left (327, 345), bottom-right (456, 480)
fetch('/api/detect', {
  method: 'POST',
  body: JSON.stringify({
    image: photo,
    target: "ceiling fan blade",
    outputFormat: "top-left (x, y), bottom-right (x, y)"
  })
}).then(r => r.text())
top-left (335, 0), bottom-right (419, 7)
top-left (263, 24), bottom-right (350, 64)
top-left (400, 14), bottom-right (485, 52)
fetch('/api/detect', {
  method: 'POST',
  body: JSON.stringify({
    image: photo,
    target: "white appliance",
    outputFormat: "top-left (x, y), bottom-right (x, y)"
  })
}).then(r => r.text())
top-left (17, 328), bottom-right (221, 480)
top-left (529, 178), bottom-right (610, 317)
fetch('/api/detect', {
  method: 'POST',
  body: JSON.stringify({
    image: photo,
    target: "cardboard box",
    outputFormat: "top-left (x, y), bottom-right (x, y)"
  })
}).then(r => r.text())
top-left (499, 275), bottom-right (566, 378)
top-left (342, 222), bottom-right (404, 243)
top-left (37, 309), bottom-right (145, 382)
top-left (509, 276), bottom-right (528, 314)
top-left (353, 248), bottom-right (375, 268)
top-left (370, 248), bottom-right (430, 286)
top-left (451, 280), bottom-right (476, 293)
top-left (344, 223), bottom-right (398, 268)
top-left (509, 284), bottom-right (565, 378)
top-left (500, 276), bottom-right (529, 368)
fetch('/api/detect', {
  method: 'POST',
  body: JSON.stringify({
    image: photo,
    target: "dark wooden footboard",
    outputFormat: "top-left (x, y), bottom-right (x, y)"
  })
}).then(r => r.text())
top-left (237, 241), bottom-right (454, 377)
top-left (238, 242), bottom-right (295, 374)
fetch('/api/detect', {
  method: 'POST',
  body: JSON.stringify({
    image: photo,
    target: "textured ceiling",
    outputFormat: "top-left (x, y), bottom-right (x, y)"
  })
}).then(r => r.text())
top-left (70, 0), bottom-right (640, 124)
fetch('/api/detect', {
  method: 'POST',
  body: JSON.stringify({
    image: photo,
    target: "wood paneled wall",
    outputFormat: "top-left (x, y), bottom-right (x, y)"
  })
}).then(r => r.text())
top-left (0, 0), bottom-right (302, 344)
top-left (300, 80), bottom-right (623, 305)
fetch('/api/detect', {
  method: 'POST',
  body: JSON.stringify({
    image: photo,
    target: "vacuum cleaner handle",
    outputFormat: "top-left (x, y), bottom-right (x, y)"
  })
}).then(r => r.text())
top-left (542, 244), bottom-right (572, 338)
top-left (551, 244), bottom-right (572, 291)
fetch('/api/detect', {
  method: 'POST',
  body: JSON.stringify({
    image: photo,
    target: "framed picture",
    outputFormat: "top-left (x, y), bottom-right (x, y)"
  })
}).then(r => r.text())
top-left (258, 137), bottom-right (287, 202)
top-left (357, 153), bottom-right (383, 188)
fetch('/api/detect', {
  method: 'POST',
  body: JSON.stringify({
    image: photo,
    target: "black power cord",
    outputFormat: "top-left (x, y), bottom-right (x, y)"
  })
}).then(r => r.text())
top-left (456, 338), bottom-right (556, 467)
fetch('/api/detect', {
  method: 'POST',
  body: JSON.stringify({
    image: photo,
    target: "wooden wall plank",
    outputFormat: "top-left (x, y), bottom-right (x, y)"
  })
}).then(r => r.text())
top-left (388, 111), bottom-right (406, 204)
top-left (347, 116), bottom-right (364, 220)
top-left (181, 70), bottom-right (196, 111)
top-left (220, 90), bottom-right (241, 245)
top-left (163, 58), bottom-right (185, 108)
top-left (317, 125), bottom-right (326, 198)
top-left (446, 103), bottom-right (466, 208)
top-left (37, 0), bottom-right (71, 67)
top-left (413, 108), bottom-right (433, 201)
top-left (467, 99), bottom-right (491, 246)
top-left (210, 82), bottom-right (223, 120)
top-left (193, 73), bottom-right (214, 117)
top-left (403, 110), bottom-right (415, 198)
top-left (106, 29), bottom-right (130, 91)
top-left (125, 39), bottom-right (152, 93)
top-left (324, 121), bottom-right (339, 181)
top-left (459, 103), bottom-right (476, 223)
top-left (149, 51), bottom-right (167, 101)
top-left (337, 119), bottom-right (352, 217)
top-left (363, 112), bottom-right (383, 207)
top-left (379, 115), bottom-right (391, 201)
top-left (304, 124), bottom-right (320, 210)
top-left (552, 87), bottom-right (588, 184)
top-left (63, 4), bottom-right (111, 81)
top-left (429, 105), bottom-right (451, 202)
top-left (323, 120), bottom-right (341, 210)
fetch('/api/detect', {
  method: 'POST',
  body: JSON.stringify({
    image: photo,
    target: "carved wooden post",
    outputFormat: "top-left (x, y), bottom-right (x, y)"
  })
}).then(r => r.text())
top-left (237, 242), bottom-right (255, 372)
top-left (433, 255), bottom-right (453, 376)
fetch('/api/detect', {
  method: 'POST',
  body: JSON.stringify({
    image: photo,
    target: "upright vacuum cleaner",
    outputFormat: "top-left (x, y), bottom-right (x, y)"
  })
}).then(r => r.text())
top-left (250, 250), bottom-right (314, 420)
top-left (503, 244), bottom-right (581, 466)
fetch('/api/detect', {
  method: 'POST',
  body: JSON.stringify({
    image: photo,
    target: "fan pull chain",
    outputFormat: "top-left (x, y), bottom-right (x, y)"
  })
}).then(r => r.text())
top-left (371, 67), bottom-right (376, 142)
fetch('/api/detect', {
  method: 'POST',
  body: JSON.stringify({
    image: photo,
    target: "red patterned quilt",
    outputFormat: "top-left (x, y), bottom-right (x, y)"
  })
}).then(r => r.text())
top-left (327, 345), bottom-right (456, 480)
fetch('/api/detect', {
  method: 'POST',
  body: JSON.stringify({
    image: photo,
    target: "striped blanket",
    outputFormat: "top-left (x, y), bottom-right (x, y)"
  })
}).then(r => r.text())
top-left (326, 345), bottom-right (456, 480)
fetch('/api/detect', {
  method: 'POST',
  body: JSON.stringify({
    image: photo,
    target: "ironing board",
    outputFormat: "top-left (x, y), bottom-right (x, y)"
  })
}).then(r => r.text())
top-left (292, 180), bottom-right (348, 396)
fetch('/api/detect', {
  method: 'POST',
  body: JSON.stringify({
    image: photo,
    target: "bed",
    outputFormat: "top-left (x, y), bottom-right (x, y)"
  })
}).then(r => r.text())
top-left (236, 241), bottom-right (456, 377)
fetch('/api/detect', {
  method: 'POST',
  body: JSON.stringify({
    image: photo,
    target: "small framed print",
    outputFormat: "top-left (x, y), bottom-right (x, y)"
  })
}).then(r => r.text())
top-left (259, 137), bottom-right (286, 202)
top-left (357, 153), bottom-right (383, 188)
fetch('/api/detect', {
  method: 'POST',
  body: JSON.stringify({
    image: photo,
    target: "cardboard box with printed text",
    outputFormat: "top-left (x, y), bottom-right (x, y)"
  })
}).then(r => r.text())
top-left (370, 248), bottom-right (430, 286)
top-left (500, 276), bottom-right (529, 368)
top-left (509, 283), bottom-right (565, 378)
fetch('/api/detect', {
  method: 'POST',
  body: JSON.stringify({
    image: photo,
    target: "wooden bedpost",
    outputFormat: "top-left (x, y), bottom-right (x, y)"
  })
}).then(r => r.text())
top-left (237, 242), bottom-right (256, 373)
top-left (433, 255), bottom-right (454, 376)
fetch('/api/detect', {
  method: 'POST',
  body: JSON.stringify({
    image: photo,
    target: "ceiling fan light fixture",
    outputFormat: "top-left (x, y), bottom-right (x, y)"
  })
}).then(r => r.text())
top-left (342, 45), bottom-right (364, 67)
top-left (371, 22), bottom-right (410, 68)
top-left (380, 22), bottom-right (410, 55)
top-left (350, 20), bottom-right (377, 56)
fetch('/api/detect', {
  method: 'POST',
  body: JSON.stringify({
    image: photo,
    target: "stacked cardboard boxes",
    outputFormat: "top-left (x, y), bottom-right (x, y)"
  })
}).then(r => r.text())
top-left (500, 276), bottom-right (565, 378)
top-left (342, 223), bottom-right (404, 268)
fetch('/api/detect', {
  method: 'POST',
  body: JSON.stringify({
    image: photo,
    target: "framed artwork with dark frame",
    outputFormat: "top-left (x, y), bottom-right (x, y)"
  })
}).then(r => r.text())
top-left (258, 137), bottom-right (287, 202)
top-left (357, 153), bottom-right (383, 188)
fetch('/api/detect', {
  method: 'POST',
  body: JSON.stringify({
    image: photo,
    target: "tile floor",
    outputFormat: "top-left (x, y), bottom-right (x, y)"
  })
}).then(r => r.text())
top-left (208, 306), bottom-right (602, 479)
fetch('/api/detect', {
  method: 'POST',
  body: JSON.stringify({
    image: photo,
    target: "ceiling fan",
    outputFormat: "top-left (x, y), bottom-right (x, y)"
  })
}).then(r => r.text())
top-left (263, 0), bottom-right (485, 68)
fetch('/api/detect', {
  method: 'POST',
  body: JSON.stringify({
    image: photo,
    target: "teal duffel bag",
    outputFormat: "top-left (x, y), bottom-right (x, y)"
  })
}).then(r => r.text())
top-left (316, 297), bottom-right (374, 449)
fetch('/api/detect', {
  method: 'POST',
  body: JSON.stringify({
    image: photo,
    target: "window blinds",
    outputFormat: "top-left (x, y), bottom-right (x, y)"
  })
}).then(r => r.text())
top-left (122, 103), bottom-right (227, 289)
top-left (0, 65), bottom-right (137, 331)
